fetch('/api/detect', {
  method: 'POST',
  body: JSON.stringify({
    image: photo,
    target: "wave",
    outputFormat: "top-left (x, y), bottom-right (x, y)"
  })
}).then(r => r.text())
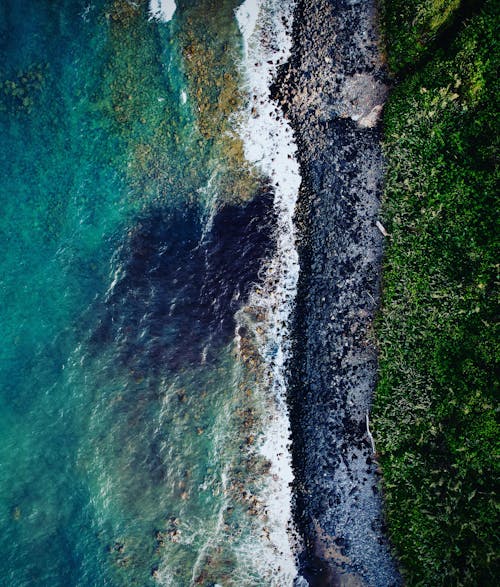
top-left (149, 0), bottom-right (177, 23)
top-left (234, 0), bottom-right (304, 584)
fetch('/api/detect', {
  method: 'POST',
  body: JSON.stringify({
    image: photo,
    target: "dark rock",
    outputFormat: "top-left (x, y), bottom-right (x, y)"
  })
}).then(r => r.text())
top-left (275, 0), bottom-right (401, 585)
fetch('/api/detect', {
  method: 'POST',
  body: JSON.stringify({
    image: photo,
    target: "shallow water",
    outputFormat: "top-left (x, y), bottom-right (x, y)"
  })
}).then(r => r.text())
top-left (0, 0), bottom-right (300, 585)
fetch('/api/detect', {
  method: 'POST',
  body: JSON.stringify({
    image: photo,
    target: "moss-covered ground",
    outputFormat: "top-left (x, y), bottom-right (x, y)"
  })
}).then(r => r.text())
top-left (374, 0), bottom-right (499, 584)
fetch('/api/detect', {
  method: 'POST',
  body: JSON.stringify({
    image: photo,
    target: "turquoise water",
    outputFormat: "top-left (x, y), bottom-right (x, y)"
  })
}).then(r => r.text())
top-left (0, 1), bottom-right (297, 585)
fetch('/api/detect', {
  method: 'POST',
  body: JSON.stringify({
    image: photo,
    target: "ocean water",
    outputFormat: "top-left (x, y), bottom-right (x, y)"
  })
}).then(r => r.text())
top-left (0, 1), bottom-right (301, 585)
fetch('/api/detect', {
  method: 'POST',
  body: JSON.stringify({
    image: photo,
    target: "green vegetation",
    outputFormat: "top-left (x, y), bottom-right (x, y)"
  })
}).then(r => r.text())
top-left (374, 0), bottom-right (499, 584)
top-left (381, 0), bottom-right (469, 72)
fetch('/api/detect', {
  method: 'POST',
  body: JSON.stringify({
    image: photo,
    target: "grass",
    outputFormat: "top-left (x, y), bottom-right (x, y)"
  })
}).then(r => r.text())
top-left (374, 0), bottom-right (499, 584)
top-left (381, 0), bottom-right (463, 72)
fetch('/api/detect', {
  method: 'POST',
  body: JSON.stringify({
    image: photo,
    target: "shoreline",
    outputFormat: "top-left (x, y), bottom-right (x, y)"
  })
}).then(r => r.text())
top-left (273, 1), bottom-right (401, 585)
top-left (235, 1), bottom-right (303, 583)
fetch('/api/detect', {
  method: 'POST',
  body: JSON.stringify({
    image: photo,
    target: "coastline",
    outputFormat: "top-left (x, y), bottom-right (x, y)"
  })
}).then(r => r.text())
top-left (1, 0), bottom-right (495, 583)
top-left (234, 0), bottom-right (302, 582)
top-left (273, 1), bottom-right (401, 585)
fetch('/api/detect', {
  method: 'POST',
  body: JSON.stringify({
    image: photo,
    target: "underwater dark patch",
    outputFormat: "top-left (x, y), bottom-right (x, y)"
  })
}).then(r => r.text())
top-left (90, 186), bottom-right (277, 372)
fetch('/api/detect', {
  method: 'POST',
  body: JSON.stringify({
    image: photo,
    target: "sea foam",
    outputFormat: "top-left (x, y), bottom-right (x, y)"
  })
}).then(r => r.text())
top-left (149, 0), bottom-right (176, 23)
top-left (235, 0), bottom-right (304, 584)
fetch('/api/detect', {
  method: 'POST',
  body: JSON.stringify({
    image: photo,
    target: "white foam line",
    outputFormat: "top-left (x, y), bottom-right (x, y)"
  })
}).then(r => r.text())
top-left (235, 1), bottom-right (303, 584)
top-left (149, 0), bottom-right (176, 23)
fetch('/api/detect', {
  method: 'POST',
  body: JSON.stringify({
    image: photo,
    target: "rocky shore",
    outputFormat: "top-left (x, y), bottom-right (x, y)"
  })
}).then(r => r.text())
top-left (273, 1), bottom-right (402, 585)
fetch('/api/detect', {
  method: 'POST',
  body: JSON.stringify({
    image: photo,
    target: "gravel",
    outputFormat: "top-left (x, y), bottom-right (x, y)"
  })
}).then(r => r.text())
top-left (273, 1), bottom-right (402, 585)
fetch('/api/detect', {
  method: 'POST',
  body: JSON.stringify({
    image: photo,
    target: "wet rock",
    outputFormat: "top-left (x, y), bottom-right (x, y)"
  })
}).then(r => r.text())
top-left (274, 0), bottom-right (400, 585)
